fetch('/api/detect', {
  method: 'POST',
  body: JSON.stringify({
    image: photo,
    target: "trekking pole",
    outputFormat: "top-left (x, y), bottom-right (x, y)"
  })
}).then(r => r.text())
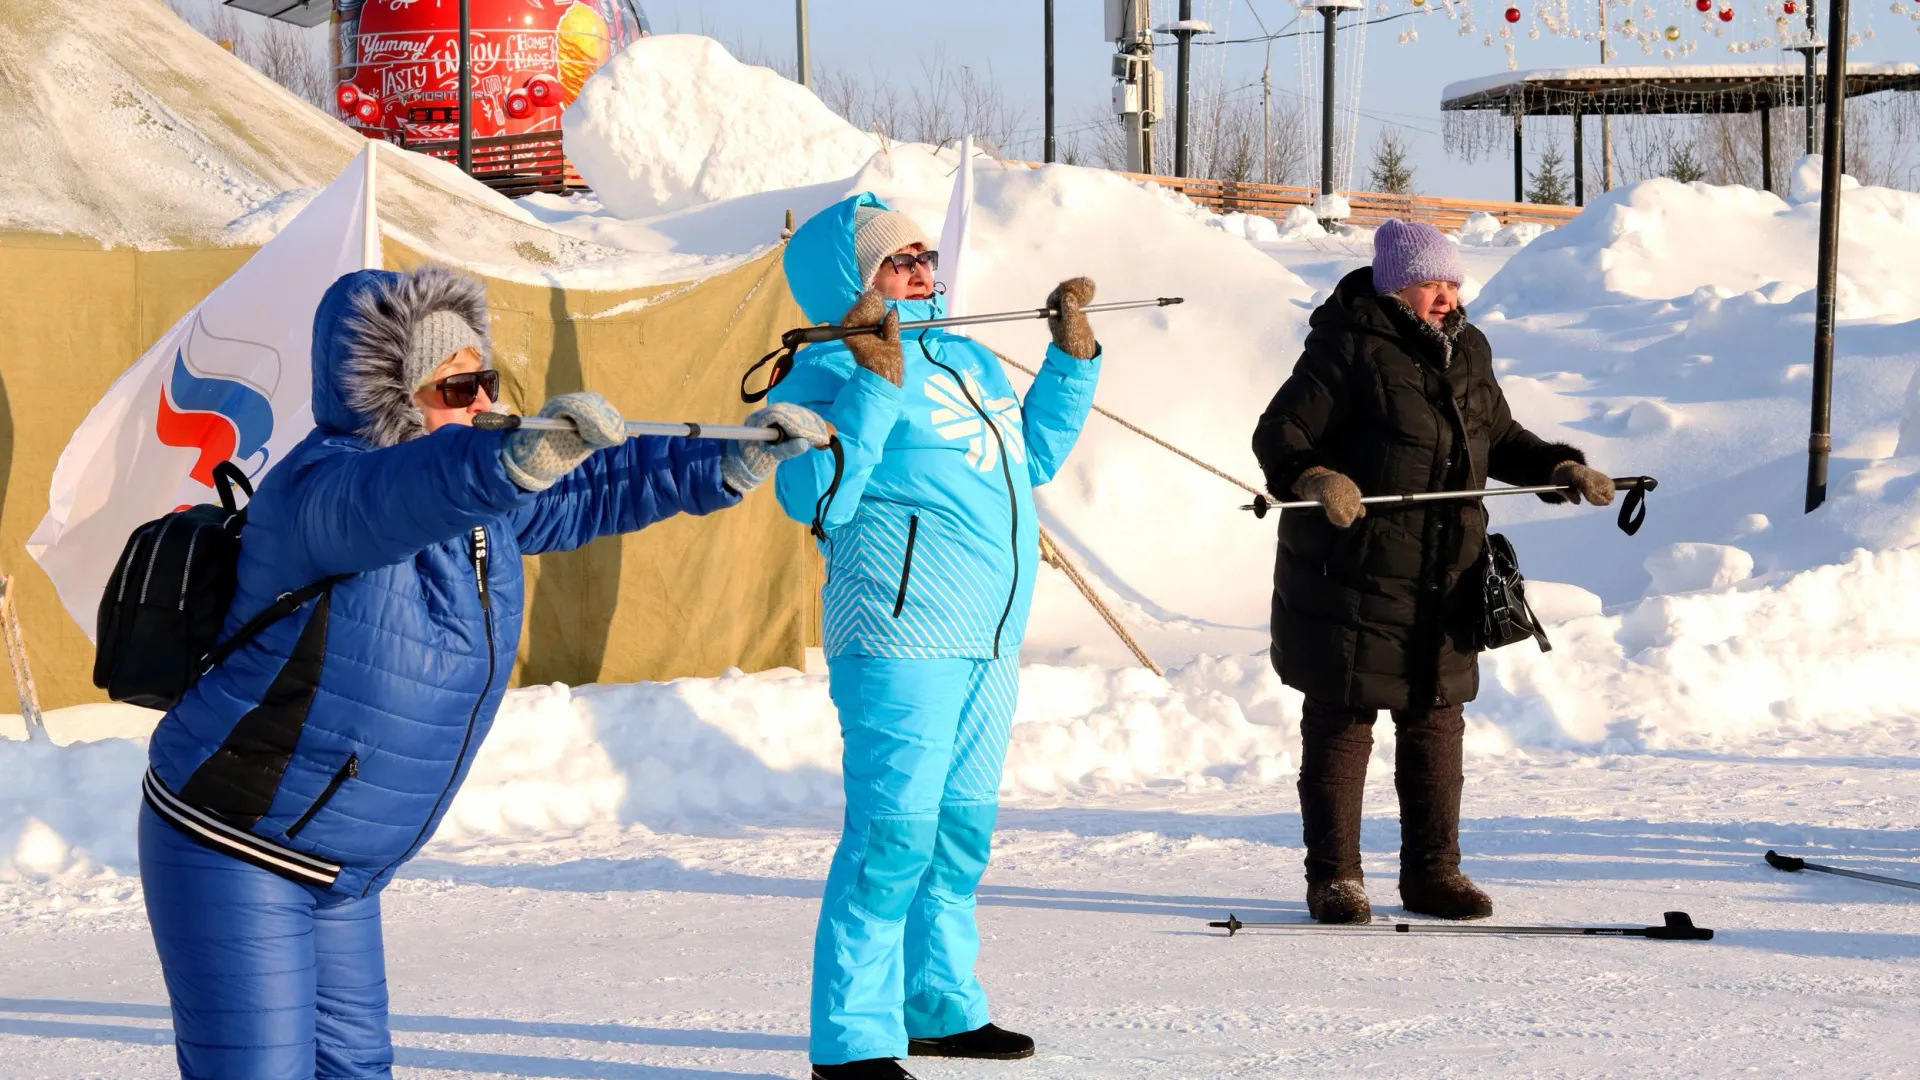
top-left (472, 412), bottom-right (782, 442)
top-left (743, 298), bottom-right (1184, 403)
top-left (1766, 850), bottom-right (1920, 893)
top-left (1242, 476), bottom-right (1659, 536)
top-left (782, 297), bottom-right (1185, 347)
top-left (1209, 910), bottom-right (1713, 941)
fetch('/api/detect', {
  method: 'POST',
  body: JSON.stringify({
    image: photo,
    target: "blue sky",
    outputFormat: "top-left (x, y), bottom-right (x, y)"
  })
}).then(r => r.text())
top-left (635, 0), bottom-right (1915, 198)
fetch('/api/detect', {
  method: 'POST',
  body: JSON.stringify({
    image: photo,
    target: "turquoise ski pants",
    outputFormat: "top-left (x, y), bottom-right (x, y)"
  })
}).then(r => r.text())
top-left (809, 653), bottom-right (1020, 1064)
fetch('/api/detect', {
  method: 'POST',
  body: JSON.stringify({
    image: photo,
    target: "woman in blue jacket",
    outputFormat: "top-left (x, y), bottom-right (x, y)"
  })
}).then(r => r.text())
top-left (768, 194), bottom-right (1102, 1080)
top-left (138, 263), bottom-right (828, 1080)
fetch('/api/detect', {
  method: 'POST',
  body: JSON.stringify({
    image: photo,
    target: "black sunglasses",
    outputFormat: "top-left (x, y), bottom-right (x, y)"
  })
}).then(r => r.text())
top-left (427, 369), bottom-right (500, 408)
top-left (881, 250), bottom-right (939, 275)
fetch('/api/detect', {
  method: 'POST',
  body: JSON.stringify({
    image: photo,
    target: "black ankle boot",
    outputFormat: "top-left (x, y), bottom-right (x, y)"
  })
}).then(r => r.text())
top-left (1399, 869), bottom-right (1494, 920)
top-left (811, 1060), bottom-right (918, 1080)
top-left (908, 1022), bottom-right (1036, 1060)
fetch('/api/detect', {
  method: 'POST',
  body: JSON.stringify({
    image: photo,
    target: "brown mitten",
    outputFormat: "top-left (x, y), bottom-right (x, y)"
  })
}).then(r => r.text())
top-left (841, 290), bottom-right (903, 386)
top-left (1294, 466), bottom-right (1366, 528)
top-left (1552, 460), bottom-right (1615, 506)
top-left (1047, 277), bottom-right (1098, 360)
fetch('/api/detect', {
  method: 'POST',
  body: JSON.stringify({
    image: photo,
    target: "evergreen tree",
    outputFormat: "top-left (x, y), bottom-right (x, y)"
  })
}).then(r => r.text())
top-left (1667, 143), bottom-right (1707, 183)
top-left (1367, 129), bottom-right (1416, 195)
top-left (1527, 145), bottom-right (1572, 205)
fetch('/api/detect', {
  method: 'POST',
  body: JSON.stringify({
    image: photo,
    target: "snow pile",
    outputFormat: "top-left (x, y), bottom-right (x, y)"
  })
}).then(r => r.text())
top-left (564, 35), bottom-right (883, 218)
top-left (1477, 164), bottom-right (1920, 320)
top-left (1456, 211), bottom-right (1551, 248)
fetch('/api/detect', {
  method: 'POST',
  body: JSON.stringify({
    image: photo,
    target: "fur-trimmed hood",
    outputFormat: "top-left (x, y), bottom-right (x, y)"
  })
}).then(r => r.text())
top-left (309, 265), bottom-right (492, 447)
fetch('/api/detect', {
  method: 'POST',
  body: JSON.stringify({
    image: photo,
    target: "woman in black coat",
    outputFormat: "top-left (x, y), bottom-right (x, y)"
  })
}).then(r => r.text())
top-left (1251, 219), bottom-right (1615, 924)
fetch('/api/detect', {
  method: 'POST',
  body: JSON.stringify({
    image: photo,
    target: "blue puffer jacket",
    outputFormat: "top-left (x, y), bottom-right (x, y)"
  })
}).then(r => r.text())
top-left (144, 267), bottom-right (738, 897)
top-left (768, 193), bottom-right (1101, 660)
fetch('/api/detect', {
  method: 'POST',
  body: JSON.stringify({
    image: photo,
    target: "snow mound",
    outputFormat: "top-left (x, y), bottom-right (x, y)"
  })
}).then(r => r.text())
top-left (1457, 211), bottom-right (1551, 248)
top-left (1478, 172), bottom-right (1920, 320)
top-left (1643, 542), bottom-right (1755, 596)
top-left (565, 35), bottom-right (883, 218)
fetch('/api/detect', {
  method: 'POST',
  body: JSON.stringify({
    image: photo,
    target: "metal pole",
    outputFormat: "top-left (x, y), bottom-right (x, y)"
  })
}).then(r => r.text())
top-left (1044, 0), bottom-right (1057, 162)
top-left (796, 0), bottom-right (811, 89)
top-left (1175, 0), bottom-right (1194, 177)
top-left (1805, 2), bottom-right (1819, 153)
top-left (1263, 40), bottom-right (1273, 184)
top-left (1600, 0), bottom-right (1613, 191)
top-left (1761, 106), bottom-right (1773, 193)
top-left (474, 414), bottom-right (784, 443)
top-left (1806, 0), bottom-right (1848, 513)
top-left (457, 0), bottom-right (472, 174)
top-left (1514, 109), bottom-right (1526, 202)
top-left (1320, 5), bottom-right (1337, 198)
top-left (1573, 109), bottom-right (1585, 206)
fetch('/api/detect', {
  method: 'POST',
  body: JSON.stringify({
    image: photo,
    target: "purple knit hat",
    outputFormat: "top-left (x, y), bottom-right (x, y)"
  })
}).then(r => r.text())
top-left (1371, 218), bottom-right (1464, 295)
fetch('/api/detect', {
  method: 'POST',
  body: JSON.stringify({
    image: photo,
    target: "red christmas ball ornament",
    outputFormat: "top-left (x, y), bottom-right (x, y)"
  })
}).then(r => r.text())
top-left (1504, 5), bottom-right (1521, 20)
top-left (526, 75), bottom-right (559, 108)
top-left (335, 84), bottom-right (360, 114)
top-left (1696, 0), bottom-right (1711, 10)
top-left (353, 96), bottom-right (382, 124)
top-left (1718, 5), bottom-right (1734, 20)
top-left (504, 89), bottom-right (534, 120)
top-left (1782, 0), bottom-right (1795, 11)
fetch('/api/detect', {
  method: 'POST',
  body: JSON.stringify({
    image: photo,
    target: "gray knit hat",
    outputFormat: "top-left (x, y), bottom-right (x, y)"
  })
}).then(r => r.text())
top-left (1372, 218), bottom-right (1465, 296)
top-left (853, 205), bottom-right (933, 286)
top-left (405, 308), bottom-right (486, 392)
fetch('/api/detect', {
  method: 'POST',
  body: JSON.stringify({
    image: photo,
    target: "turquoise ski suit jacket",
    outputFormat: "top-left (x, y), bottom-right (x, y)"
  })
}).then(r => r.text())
top-left (767, 193), bottom-right (1102, 659)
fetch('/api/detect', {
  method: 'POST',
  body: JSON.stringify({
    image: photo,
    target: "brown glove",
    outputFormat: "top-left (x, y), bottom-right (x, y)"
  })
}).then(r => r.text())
top-left (841, 290), bottom-right (902, 386)
top-left (1047, 277), bottom-right (1098, 360)
top-left (1552, 460), bottom-right (1616, 506)
top-left (1294, 466), bottom-right (1366, 528)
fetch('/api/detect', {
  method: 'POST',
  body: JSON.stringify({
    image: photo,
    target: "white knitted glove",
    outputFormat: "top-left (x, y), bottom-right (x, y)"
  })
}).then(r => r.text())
top-left (721, 403), bottom-right (833, 494)
top-left (500, 392), bottom-right (625, 492)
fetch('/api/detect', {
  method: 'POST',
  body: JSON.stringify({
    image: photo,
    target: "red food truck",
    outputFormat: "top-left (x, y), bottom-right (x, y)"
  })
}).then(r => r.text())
top-left (332, 0), bottom-right (650, 143)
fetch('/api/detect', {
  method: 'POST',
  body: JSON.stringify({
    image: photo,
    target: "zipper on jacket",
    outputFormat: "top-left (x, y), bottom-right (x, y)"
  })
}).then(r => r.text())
top-left (892, 515), bottom-right (921, 618)
top-left (287, 753), bottom-right (357, 838)
top-left (924, 344), bottom-right (1020, 657)
top-left (368, 525), bottom-right (494, 895)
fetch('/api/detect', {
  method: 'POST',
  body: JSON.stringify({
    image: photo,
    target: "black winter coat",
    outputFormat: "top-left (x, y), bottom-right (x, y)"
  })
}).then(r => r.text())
top-left (1252, 267), bottom-right (1583, 710)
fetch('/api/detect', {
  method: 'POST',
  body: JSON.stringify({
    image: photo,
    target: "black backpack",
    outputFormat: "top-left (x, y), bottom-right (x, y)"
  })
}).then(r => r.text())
top-left (93, 462), bottom-right (331, 710)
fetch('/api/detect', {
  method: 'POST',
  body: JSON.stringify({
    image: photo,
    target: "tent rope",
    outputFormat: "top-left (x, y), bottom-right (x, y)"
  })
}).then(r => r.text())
top-left (993, 351), bottom-right (1267, 497)
top-left (1037, 528), bottom-right (1162, 676)
top-left (0, 573), bottom-right (45, 740)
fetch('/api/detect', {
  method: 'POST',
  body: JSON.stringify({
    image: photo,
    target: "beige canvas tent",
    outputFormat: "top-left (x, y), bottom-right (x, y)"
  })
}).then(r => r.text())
top-left (0, 0), bottom-right (818, 709)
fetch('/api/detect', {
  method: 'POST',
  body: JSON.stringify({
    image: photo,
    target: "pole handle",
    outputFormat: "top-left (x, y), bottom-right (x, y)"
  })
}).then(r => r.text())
top-left (1641, 911), bottom-right (1714, 941)
top-left (1765, 849), bottom-right (1807, 873)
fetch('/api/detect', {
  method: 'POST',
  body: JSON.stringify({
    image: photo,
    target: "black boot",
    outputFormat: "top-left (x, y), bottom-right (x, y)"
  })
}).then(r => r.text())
top-left (812, 1060), bottom-right (919, 1080)
top-left (908, 1023), bottom-right (1035, 1060)
top-left (1399, 869), bottom-right (1494, 920)
top-left (1298, 699), bottom-right (1376, 886)
top-left (1306, 878), bottom-right (1372, 924)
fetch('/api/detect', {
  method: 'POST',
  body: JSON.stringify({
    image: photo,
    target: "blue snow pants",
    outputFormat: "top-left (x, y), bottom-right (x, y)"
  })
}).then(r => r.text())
top-left (138, 805), bottom-right (393, 1080)
top-left (810, 653), bottom-right (1021, 1064)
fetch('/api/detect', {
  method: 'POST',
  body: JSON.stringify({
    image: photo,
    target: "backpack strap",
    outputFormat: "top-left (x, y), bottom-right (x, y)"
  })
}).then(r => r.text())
top-left (211, 461), bottom-right (254, 516)
top-left (198, 578), bottom-right (342, 677)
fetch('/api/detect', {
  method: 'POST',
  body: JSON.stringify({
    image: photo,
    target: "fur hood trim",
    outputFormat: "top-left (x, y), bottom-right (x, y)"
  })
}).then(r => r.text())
top-left (339, 265), bottom-right (492, 447)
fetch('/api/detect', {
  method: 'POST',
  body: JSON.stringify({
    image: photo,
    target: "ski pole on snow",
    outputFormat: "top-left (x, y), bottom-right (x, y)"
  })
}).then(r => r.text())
top-left (1241, 476), bottom-right (1659, 536)
top-left (1209, 910), bottom-right (1713, 941)
top-left (472, 412), bottom-right (783, 442)
top-left (782, 297), bottom-right (1185, 347)
top-left (1766, 850), bottom-right (1920, 893)
top-left (743, 298), bottom-right (1184, 403)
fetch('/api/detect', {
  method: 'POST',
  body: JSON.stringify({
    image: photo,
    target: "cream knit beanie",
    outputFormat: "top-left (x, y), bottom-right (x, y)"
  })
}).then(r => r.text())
top-left (852, 205), bottom-right (933, 286)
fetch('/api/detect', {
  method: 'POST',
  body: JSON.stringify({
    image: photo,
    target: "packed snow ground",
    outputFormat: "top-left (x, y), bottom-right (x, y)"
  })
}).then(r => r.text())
top-left (9, 36), bottom-right (1920, 1079)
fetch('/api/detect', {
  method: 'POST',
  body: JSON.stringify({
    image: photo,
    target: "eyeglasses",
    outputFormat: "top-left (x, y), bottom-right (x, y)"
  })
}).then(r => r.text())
top-left (881, 250), bottom-right (939, 275)
top-left (426, 369), bottom-right (500, 409)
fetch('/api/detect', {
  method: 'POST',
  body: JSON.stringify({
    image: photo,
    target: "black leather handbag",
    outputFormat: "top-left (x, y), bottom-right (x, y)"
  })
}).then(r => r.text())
top-left (1478, 533), bottom-right (1552, 653)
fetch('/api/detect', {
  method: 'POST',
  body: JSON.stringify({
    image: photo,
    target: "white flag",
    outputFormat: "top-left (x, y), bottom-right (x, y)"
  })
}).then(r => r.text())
top-left (934, 135), bottom-right (976, 318)
top-left (28, 143), bottom-right (383, 637)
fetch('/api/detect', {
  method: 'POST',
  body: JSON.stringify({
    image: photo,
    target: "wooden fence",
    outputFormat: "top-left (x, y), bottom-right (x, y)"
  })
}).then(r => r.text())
top-left (359, 129), bottom-right (577, 198)
top-left (1013, 163), bottom-right (1581, 231)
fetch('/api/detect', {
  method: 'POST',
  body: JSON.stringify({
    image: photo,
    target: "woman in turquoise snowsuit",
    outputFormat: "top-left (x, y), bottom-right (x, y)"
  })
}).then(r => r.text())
top-left (769, 193), bottom-right (1102, 1079)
